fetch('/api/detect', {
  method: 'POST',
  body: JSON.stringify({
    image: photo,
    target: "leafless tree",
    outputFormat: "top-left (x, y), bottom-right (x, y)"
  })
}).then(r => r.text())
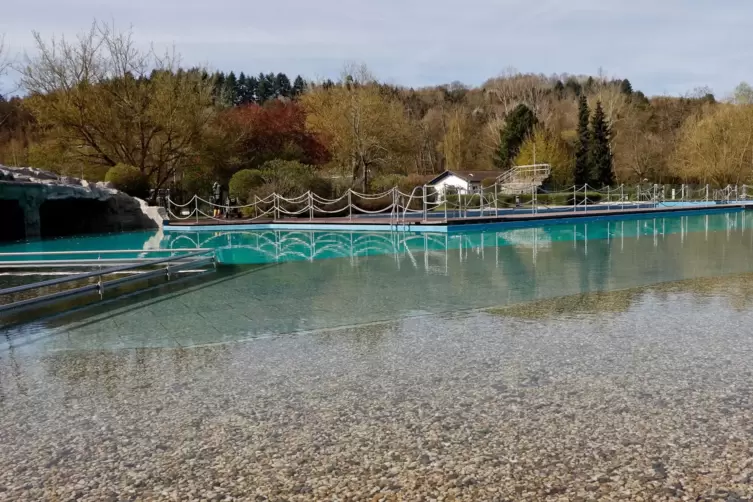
top-left (0, 33), bottom-right (14, 128)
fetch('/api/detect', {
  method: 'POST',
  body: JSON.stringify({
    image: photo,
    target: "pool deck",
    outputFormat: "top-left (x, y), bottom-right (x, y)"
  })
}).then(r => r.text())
top-left (165, 202), bottom-right (749, 233)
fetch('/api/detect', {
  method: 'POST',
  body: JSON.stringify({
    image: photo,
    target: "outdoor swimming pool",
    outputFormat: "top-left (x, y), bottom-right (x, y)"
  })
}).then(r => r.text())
top-left (1, 209), bottom-right (752, 352)
top-left (3, 209), bottom-right (753, 500)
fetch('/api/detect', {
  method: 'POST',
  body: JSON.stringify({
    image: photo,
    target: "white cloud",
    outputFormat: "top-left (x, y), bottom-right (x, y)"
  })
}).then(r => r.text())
top-left (1, 0), bottom-right (751, 96)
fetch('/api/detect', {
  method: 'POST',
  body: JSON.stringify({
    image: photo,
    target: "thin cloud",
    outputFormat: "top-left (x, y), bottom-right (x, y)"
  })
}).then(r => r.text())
top-left (1, 0), bottom-right (751, 96)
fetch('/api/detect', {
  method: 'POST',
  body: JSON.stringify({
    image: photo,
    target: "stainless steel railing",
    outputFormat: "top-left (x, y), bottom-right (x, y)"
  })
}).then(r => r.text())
top-left (0, 249), bottom-right (216, 314)
top-left (0, 248), bottom-right (213, 269)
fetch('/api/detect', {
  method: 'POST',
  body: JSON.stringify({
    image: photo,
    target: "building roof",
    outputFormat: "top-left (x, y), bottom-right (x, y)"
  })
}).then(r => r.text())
top-left (426, 170), bottom-right (503, 185)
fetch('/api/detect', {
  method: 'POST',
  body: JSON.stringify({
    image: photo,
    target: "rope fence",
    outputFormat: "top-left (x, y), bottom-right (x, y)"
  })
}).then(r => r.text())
top-left (166, 182), bottom-right (750, 225)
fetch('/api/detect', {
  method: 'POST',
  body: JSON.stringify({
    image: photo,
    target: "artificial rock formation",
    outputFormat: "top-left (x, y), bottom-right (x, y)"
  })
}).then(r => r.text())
top-left (0, 166), bottom-right (160, 241)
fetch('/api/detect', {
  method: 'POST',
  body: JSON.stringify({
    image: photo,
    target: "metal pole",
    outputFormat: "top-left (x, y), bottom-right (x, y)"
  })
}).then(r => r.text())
top-left (584, 184), bottom-right (588, 212)
top-left (573, 185), bottom-right (576, 212)
top-left (274, 194), bottom-right (280, 221)
top-left (309, 191), bottom-right (313, 221)
top-left (442, 190), bottom-right (450, 223)
top-left (194, 197), bottom-right (199, 223)
top-left (706, 184), bottom-right (709, 204)
top-left (422, 185), bottom-right (427, 222)
top-left (348, 190), bottom-right (352, 221)
top-left (494, 183), bottom-right (498, 216)
top-left (620, 185), bottom-right (624, 210)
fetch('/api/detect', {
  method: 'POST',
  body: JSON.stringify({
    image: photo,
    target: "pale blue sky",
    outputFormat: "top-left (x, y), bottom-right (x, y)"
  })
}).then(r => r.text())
top-left (1, 0), bottom-right (750, 96)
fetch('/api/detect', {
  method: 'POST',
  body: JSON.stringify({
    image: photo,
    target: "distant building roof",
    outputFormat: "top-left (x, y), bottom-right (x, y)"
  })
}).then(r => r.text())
top-left (426, 170), bottom-right (502, 185)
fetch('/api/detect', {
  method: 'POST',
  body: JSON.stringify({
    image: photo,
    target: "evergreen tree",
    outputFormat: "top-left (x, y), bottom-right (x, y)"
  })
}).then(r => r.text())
top-left (619, 79), bottom-right (633, 96)
top-left (213, 72), bottom-right (226, 103)
top-left (292, 75), bottom-right (306, 97)
top-left (256, 73), bottom-right (274, 103)
top-left (274, 73), bottom-right (292, 98)
top-left (574, 94), bottom-right (590, 186)
top-left (564, 77), bottom-right (582, 96)
top-left (493, 104), bottom-right (537, 169)
top-left (246, 75), bottom-right (259, 104)
top-left (588, 101), bottom-right (614, 186)
top-left (553, 80), bottom-right (565, 97)
top-left (223, 71), bottom-right (239, 106)
top-left (236, 72), bottom-right (249, 105)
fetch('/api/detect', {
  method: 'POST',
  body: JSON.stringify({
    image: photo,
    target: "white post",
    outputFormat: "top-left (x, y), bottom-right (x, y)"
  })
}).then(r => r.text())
top-left (309, 191), bottom-right (314, 220)
top-left (422, 185), bottom-right (427, 222)
top-left (573, 185), bottom-right (576, 212)
top-left (274, 194), bottom-right (280, 221)
top-left (442, 191), bottom-right (450, 223)
top-left (620, 185), bottom-right (624, 210)
top-left (584, 184), bottom-right (588, 212)
top-left (194, 196), bottom-right (199, 223)
top-left (706, 184), bottom-right (709, 203)
top-left (671, 188), bottom-right (676, 200)
top-left (493, 183), bottom-right (498, 216)
top-left (348, 190), bottom-right (352, 220)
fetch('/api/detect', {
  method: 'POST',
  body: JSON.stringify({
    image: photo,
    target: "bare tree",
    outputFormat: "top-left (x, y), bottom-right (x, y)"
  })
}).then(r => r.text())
top-left (0, 33), bottom-right (14, 127)
top-left (20, 21), bottom-right (216, 195)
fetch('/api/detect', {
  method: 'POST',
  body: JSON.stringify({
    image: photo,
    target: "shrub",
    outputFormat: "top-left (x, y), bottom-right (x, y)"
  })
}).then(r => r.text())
top-left (370, 174), bottom-right (403, 193)
top-left (182, 165), bottom-right (215, 199)
top-left (229, 169), bottom-right (265, 203)
top-left (105, 164), bottom-right (150, 199)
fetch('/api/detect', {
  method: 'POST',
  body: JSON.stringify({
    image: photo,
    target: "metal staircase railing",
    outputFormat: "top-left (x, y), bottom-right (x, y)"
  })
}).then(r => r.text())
top-left (496, 164), bottom-right (551, 194)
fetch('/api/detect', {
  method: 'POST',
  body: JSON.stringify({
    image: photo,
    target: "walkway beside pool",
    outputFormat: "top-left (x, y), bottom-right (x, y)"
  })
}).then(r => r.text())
top-left (164, 201), bottom-right (750, 233)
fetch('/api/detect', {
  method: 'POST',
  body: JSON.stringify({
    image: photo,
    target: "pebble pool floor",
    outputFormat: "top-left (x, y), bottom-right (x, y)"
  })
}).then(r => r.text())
top-left (2, 211), bottom-right (753, 500)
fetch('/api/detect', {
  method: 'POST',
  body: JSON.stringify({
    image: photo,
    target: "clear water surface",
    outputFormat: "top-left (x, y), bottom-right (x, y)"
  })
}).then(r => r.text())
top-left (1, 209), bottom-right (752, 353)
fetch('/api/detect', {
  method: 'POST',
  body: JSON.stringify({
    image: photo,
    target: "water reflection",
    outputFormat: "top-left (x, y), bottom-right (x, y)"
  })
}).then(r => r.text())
top-left (3, 210), bottom-right (753, 354)
top-left (161, 210), bottom-right (750, 267)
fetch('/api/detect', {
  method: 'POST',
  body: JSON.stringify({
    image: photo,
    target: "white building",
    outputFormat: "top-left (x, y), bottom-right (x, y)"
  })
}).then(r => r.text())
top-left (425, 170), bottom-right (501, 200)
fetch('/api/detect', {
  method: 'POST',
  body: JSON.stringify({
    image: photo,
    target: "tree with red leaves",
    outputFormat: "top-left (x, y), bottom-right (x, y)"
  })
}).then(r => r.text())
top-left (221, 101), bottom-right (330, 172)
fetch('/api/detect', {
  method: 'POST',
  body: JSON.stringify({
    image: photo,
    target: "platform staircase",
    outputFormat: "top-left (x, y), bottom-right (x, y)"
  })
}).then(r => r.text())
top-left (496, 164), bottom-right (551, 194)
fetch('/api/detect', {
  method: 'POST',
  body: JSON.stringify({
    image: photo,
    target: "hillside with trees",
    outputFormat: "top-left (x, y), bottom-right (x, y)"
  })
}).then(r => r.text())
top-left (1, 22), bottom-right (753, 203)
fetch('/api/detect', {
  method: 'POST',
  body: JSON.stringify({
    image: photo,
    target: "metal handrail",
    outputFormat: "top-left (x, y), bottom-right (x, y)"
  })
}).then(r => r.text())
top-left (0, 248), bottom-right (211, 257)
top-left (0, 249), bottom-right (213, 297)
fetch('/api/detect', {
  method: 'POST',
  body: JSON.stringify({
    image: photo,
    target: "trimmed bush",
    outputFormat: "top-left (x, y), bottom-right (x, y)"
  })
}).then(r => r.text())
top-left (105, 164), bottom-right (150, 199)
top-left (229, 169), bottom-right (265, 203)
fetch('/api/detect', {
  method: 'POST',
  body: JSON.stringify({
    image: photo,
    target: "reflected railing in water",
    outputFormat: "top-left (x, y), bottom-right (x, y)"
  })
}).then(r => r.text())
top-left (161, 211), bottom-right (751, 271)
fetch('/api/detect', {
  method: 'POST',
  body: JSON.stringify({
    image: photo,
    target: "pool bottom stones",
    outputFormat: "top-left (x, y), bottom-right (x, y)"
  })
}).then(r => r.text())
top-left (2, 275), bottom-right (753, 501)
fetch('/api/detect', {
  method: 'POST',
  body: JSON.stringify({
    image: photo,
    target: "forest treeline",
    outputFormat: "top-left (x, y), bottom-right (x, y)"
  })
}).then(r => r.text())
top-left (1, 22), bottom-right (753, 203)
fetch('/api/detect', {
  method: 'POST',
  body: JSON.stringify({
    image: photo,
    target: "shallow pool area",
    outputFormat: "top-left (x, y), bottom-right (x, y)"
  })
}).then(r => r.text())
top-left (3, 209), bottom-right (753, 500)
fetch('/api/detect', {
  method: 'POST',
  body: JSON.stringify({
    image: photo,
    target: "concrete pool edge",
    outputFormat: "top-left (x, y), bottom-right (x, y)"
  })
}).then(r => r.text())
top-left (163, 203), bottom-right (749, 234)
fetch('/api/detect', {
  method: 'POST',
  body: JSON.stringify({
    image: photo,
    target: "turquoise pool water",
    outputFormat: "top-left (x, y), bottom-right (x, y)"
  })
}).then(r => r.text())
top-left (2, 209), bottom-right (753, 353)
top-left (0, 208), bottom-right (747, 265)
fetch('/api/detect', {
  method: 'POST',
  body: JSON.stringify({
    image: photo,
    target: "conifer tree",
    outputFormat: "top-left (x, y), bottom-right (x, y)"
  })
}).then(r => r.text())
top-left (493, 104), bottom-right (537, 169)
top-left (574, 94), bottom-right (590, 186)
top-left (246, 75), bottom-right (259, 103)
top-left (223, 71), bottom-right (239, 106)
top-left (292, 75), bottom-right (306, 97)
top-left (589, 101), bottom-right (614, 186)
top-left (274, 73), bottom-right (292, 98)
